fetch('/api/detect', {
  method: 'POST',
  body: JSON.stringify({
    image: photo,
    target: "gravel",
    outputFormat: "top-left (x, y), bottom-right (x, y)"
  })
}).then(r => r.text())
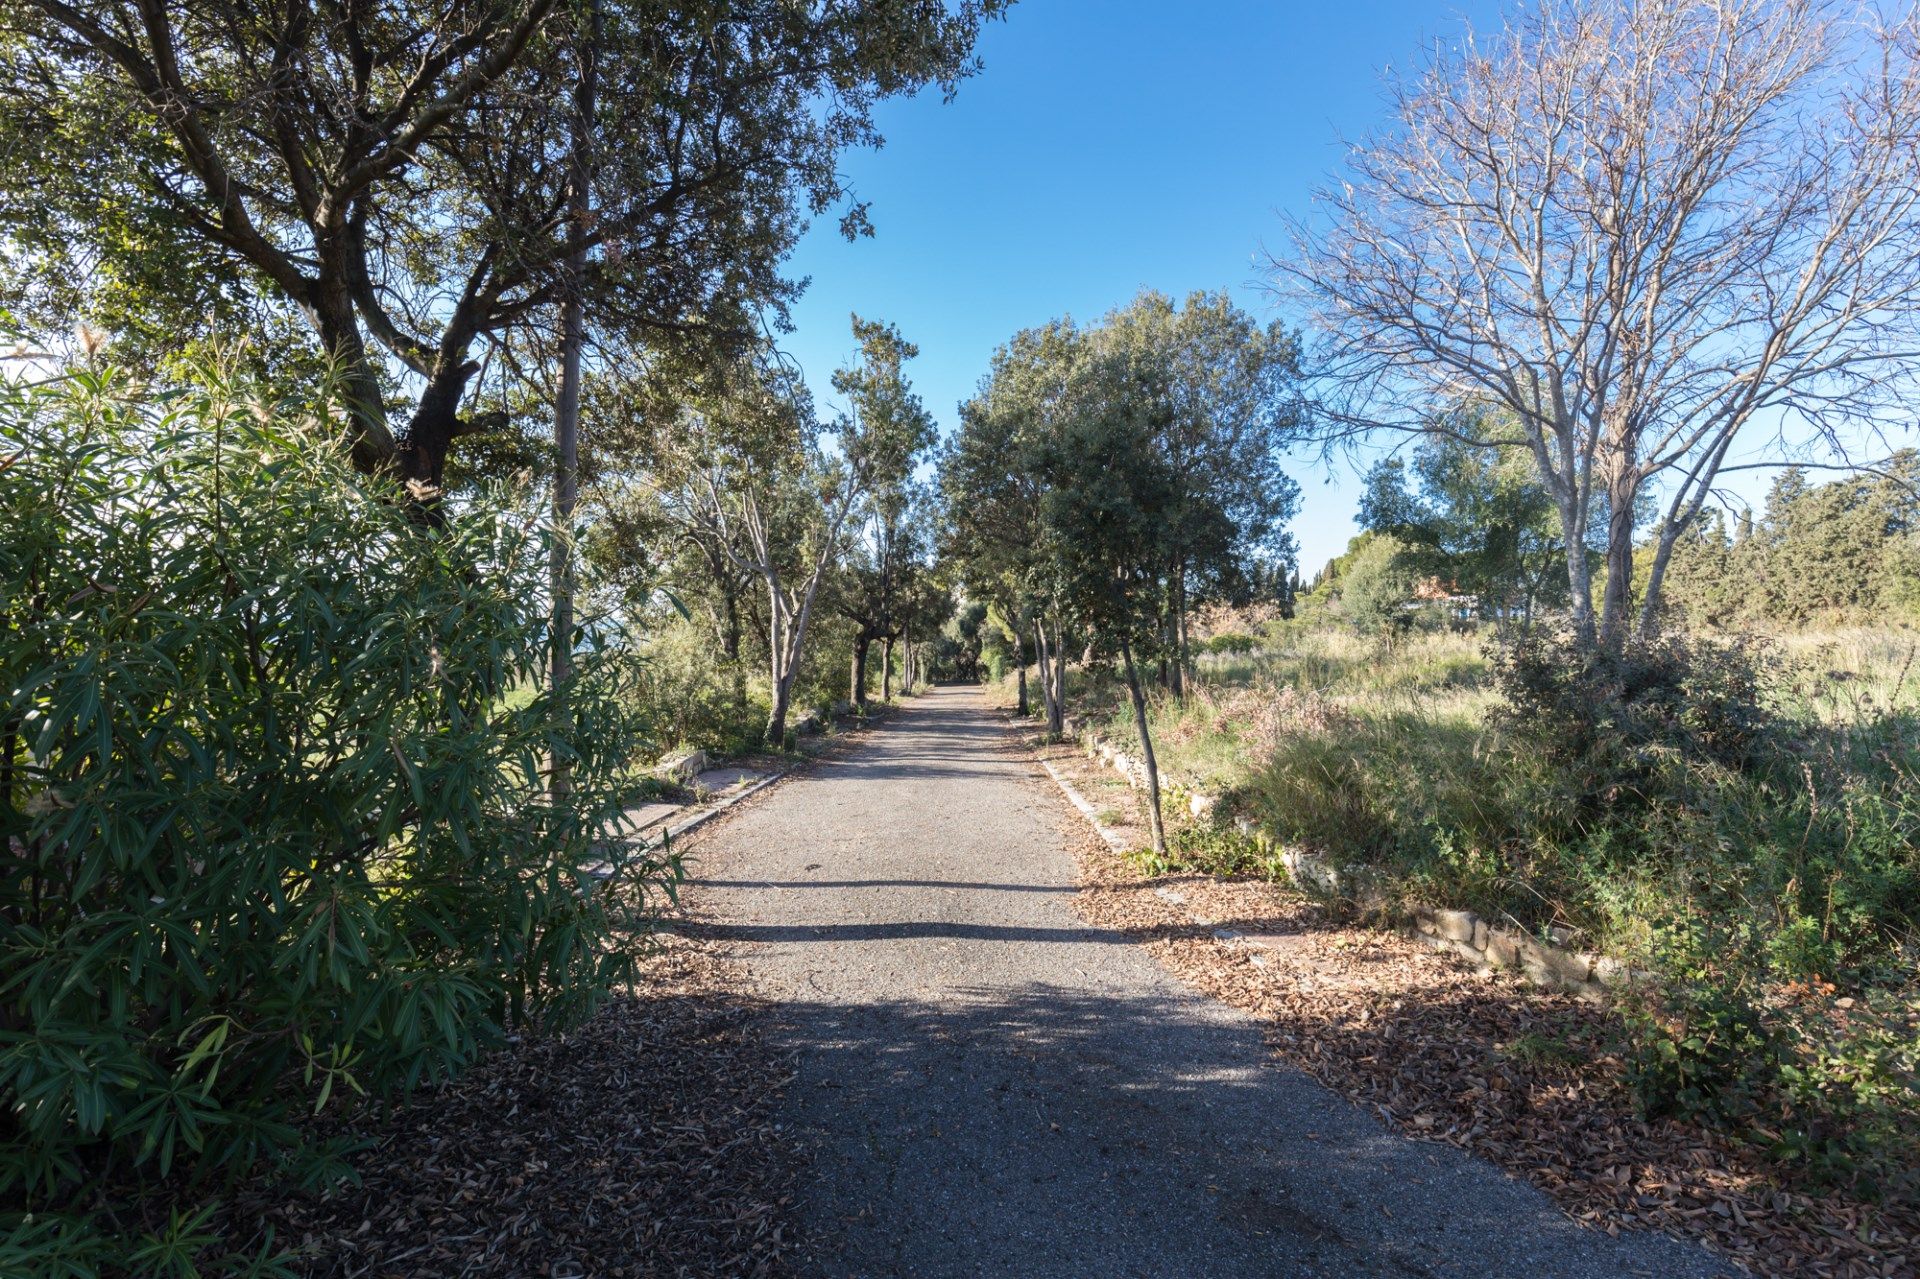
top-left (680, 684), bottom-right (1733, 1278)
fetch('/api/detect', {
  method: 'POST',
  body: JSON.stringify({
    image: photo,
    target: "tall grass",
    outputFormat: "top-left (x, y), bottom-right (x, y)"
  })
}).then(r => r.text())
top-left (1046, 618), bottom-right (1919, 1187)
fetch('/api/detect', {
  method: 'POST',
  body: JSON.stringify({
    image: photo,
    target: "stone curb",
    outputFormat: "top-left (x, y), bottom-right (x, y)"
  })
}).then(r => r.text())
top-left (1044, 713), bottom-right (1623, 1000)
top-left (1037, 756), bottom-right (1129, 852)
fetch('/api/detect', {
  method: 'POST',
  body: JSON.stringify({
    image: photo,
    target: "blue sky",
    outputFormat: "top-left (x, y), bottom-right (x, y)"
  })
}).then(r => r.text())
top-left (777, 0), bottom-right (1507, 574)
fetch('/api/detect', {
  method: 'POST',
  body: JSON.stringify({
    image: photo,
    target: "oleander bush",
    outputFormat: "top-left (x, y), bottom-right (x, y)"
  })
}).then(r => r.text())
top-left (1, 364), bottom-right (673, 1274)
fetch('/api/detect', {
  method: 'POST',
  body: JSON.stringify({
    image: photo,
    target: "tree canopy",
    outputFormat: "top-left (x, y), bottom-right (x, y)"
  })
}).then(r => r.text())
top-left (1, 0), bottom-right (1005, 488)
top-left (1282, 0), bottom-right (1920, 646)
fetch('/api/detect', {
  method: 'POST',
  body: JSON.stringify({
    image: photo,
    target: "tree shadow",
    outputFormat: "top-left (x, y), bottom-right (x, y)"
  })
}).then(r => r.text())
top-left (762, 982), bottom-right (1735, 1279)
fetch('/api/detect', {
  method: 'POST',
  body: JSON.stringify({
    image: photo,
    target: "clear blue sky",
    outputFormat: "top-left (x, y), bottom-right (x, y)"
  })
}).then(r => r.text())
top-left (777, 0), bottom-right (1506, 575)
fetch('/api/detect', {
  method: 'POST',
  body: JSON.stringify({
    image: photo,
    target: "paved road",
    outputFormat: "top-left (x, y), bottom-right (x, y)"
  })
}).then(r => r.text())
top-left (686, 685), bottom-right (1729, 1279)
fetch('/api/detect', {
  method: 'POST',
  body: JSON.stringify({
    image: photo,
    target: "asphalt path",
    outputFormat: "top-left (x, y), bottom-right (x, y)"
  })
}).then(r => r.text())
top-left (685, 684), bottom-right (1730, 1279)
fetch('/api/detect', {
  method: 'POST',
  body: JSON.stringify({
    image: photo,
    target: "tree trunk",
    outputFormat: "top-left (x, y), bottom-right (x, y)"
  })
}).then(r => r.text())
top-left (1032, 619), bottom-right (1051, 718)
top-left (1546, 449), bottom-right (1599, 647)
top-left (399, 370), bottom-right (474, 499)
top-left (546, 2), bottom-right (597, 802)
top-left (1034, 617), bottom-right (1063, 736)
top-left (764, 604), bottom-right (792, 747)
top-left (882, 635), bottom-right (895, 701)
top-left (1049, 620), bottom-right (1067, 736)
top-left (851, 635), bottom-right (869, 709)
top-left (766, 645), bottom-right (793, 748)
top-left (546, 301), bottom-right (581, 799)
top-left (1012, 624), bottom-right (1028, 716)
top-left (309, 284), bottom-right (396, 476)
top-left (1598, 458), bottom-right (1639, 647)
top-left (1119, 635), bottom-right (1166, 857)
top-left (1170, 568), bottom-right (1188, 701)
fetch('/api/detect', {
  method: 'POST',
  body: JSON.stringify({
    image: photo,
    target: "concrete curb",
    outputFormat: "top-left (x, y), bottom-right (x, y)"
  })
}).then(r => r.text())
top-left (1037, 756), bottom-right (1129, 852)
top-left (649, 766), bottom-right (790, 847)
top-left (596, 704), bottom-right (905, 876)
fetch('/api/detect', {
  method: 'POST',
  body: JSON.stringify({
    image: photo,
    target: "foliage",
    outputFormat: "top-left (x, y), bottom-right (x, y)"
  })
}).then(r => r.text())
top-left (1335, 534), bottom-right (1417, 642)
top-left (933, 600), bottom-right (989, 682)
top-left (1359, 407), bottom-right (1567, 623)
top-left (1487, 626), bottom-right (1774, 791)
top-left (1660, 455), bottom-right (1920, 628)
top-left (1, 365), bottom-right (671, 1272)
top-left (1085, 608), bottom-right (1919, 1188)
top-left (590, 315), bottom-right (935, 744)
top-left (1095, 290), bottom-right (1303, 670)
top-left (627, 616), bottom-right (768, 760)
top-left (1128, 819), bottom-right (1275, 880)
top-left (1, 0), bottom-right (1007, 486)
top-left (829, 321), bottom-right (943, 706)
top-left (944, 290), bottom-right (1303, 734)
top-left (1202, 633), bottom-right (1257, 655)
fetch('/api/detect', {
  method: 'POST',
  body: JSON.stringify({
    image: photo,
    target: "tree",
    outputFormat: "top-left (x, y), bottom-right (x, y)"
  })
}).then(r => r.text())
top-left (617, 316), bottom-right (932, 746)
top-left (1098, 291), bottom-right (1303, 695)
top-left (943, 295), bottom-right (1305, 847)
top-left (1337, 533), bottom-right (1419, 645)
top-left (890, 532), bottom-right (954, 696)
top-left (1648, 453), bottom-right (1920, 625)
top-left (827, 319), bottom-right (938, 707)
top-left (834, 481), bottom-right (934, 709)
top-left (1359, 406), bottom-right (1567, 626)
top-left (943, 320), bottom-right (1081, 735)
top-left (1282, 0), bottom-right (1920, 647)
top-left (1033, 334), bottom-right (1180, 856)
top-left (939, 599), bottom-right (988, 682)
top-left (1, 0), bottom-right (1005, 495)
top-left (548, 0), bottom-right (601, 800)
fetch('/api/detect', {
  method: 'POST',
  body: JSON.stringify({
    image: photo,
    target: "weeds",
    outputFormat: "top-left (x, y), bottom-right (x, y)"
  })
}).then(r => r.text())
top-left (1048, 616), bottom-right (1920, 1192)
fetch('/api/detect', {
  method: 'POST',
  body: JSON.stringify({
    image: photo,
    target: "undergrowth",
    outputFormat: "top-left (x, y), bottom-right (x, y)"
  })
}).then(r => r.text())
top-left (1067, 619), bottom-right (1920, 1195)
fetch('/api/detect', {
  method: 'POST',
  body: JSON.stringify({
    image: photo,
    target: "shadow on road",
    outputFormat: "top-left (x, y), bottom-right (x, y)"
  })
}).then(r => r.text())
top-left (763, 981), bottom-right (1730, 1279)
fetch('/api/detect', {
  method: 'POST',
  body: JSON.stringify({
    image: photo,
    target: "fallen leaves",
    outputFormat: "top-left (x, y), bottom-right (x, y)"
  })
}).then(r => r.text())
top-left (228, 938), bottom-right (797, 1278)
top-left (1035, 728), bottom-right (1917, 1279)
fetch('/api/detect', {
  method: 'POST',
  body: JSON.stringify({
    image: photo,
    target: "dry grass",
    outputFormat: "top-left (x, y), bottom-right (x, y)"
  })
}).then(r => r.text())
top-left (1032, 717), bottom-right (1918, 1279)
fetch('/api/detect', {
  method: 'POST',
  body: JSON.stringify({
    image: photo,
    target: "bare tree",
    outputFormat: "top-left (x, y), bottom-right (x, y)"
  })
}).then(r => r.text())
top-left (1281, 0), bottom-right (1920, 644)
top-left (638, 359), bottom-right (851, 748)
top-left (614, 317), bottom-right (932, 746)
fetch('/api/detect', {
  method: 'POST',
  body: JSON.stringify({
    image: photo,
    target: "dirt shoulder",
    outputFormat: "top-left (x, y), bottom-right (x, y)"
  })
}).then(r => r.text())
top-left (234, 934), bottom-right (796, 1279)
top-left (1031, 727), bottom-right (1917, 1279)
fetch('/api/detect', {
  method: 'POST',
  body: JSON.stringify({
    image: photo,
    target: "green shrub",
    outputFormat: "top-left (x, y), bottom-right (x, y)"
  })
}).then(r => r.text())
top-left (1202, 632), bottom-right (1257, 655)
top-left (1, 365), bottom-right (673, 1273)
top-left (1620, 918), bottom-right (1779, 1125)
top-left (1489, 626), bottom-right (1774, 783)
top-left (1226, 620), bottom-right (1919, 1184)
top-left (1337, 534), bottom-right (1418, 641)
top-left (632, 616), bottom-right (766, 759)
top-left (1128, 816), bottom-right (1275, 879)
